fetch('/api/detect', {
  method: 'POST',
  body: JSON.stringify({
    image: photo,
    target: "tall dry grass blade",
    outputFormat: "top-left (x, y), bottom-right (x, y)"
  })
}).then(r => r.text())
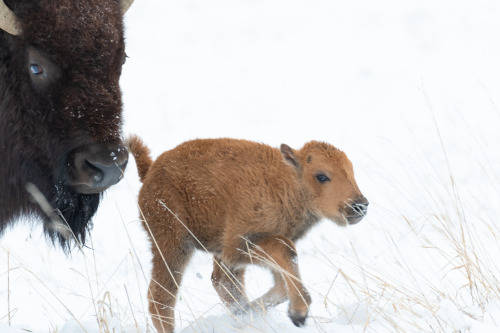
top-left (7, 250), bottom-right (11, 326)
top-left (14, 263), bottom-right (88, 332)
top-left (125, 284), bottom-right (141, 332)
top-left (116, 203), bottom-right (150, 322)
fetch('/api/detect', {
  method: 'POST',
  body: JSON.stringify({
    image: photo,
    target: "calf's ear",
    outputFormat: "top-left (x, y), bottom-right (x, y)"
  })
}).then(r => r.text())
top-left (280, 144), bottom-right (300, 169)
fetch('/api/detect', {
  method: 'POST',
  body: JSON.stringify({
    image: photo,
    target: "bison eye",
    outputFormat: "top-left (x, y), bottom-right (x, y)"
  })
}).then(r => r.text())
top-left (27, 47), bottom-right (62, 90)
top-left (30, 64), bottom-right (44, 76)
top-left (315, 174), bottom-right (330, 183)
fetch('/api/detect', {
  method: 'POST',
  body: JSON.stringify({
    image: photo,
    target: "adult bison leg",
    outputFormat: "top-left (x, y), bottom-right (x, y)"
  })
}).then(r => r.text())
top-left (211, 256), bottom-right (249, 313)
top-left (147, 233), bottom-right (194, 333)
top-left (224, 235), bottom-right (311, 327)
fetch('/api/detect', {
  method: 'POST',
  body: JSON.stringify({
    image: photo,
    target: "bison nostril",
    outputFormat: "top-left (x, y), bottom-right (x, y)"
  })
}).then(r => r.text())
top-left (86, 158), bottom-right (128, 189)
top-left (67, 142), bottom-right (128, 194)
top-left (84, 160), bottom-right (103, 183)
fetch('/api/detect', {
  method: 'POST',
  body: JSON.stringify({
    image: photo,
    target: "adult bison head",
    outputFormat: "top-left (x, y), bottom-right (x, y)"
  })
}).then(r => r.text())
top-left (0, 0), bottom-right (133, 248)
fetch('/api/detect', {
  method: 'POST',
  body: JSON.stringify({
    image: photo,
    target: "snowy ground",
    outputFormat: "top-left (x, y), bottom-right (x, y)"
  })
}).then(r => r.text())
top-left (2, 0), bottom-right (500, 332)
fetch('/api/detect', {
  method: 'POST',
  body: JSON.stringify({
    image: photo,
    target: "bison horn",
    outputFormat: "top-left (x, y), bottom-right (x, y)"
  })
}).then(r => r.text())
top-left (0, 0), bottom-right (21, 35)
top-left (121, 0), bottom-right (134, 14)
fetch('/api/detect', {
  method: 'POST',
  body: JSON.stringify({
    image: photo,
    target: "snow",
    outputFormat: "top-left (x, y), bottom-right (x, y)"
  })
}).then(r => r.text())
top-left (2, 0), bottom-right (500, 332)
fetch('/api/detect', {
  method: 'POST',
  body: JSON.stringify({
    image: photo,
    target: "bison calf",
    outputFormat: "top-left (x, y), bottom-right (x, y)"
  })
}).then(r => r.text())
top-left (127, 136), bottom-right (368, 332)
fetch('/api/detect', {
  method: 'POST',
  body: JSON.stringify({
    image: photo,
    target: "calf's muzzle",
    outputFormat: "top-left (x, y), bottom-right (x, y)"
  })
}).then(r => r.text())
top-left (345, 196), bottom-right (369, 225)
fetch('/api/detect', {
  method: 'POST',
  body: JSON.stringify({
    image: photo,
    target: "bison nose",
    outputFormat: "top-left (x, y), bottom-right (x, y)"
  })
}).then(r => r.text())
top-left (67, 141), bottom-right (128, 194)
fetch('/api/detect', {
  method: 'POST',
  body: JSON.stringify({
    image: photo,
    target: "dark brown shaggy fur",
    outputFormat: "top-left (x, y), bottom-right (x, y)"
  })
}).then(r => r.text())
top-left (127, 135), bottom-right (368, 332)
top-left (0, 0), bottom-right (129, 248)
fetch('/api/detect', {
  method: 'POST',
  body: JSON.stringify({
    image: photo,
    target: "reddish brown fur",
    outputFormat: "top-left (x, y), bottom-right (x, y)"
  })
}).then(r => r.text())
top-left (127, 135), bottom-right (368, 332)
top-left (127, 135), bottom-right (153, 182)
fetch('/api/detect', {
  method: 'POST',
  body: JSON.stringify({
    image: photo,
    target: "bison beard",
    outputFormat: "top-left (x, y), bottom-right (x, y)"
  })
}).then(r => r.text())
top-left (47, 186), bottom-right (102, 249)
top-left (22, 157), bottom-right (103, 249)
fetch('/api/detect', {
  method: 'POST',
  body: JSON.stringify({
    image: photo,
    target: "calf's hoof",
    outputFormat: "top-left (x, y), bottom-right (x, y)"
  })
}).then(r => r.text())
top-left (227, 300), bottom-right (252, 316)
top-left (288, 308), bottom-right (308, 327)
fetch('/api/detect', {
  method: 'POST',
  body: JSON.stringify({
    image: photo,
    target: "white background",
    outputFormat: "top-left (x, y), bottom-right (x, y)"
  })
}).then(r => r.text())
top-left (2, 0), bottom-right (500, 332)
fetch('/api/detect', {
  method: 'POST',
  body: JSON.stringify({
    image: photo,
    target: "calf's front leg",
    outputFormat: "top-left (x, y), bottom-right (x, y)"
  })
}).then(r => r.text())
top-left (250, 269), bottom-right (288, 310)
top-left (223, 235), bottom-right (312, 327)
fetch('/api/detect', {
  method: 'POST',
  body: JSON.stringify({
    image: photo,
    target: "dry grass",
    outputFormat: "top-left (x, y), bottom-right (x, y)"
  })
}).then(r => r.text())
top-left (2, 115), bottom-right (500, 332)
top-left (3, 159), bottom-right (500, 333)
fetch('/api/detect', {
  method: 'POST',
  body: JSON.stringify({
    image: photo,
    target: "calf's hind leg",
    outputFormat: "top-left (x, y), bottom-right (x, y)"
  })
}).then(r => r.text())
top-left (211, 257), bottom-right (250, 313)
top-left (147, 233), bottom-right (194, 333)
top-left (223, 235), bottom-right (311, 327)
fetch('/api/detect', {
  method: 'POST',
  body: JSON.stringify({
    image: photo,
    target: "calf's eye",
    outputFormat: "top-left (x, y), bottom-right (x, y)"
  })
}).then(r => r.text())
top-left (315, 174), bottom-right (330, 183)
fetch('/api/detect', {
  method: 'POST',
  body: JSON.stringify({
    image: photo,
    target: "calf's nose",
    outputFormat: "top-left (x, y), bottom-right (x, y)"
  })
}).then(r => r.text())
top-left (345, 196), bottom-right (368, 225)
top-left (352, 196), bottom-right (369, 216)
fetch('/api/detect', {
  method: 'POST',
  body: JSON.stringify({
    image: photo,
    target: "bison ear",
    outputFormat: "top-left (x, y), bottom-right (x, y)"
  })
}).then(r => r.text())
top-left (280, 144), bottom-right (300, 169)
top-left (121, 0), bottom-right (134, 14)
top-left (0, 0), bottom-right (22, 35)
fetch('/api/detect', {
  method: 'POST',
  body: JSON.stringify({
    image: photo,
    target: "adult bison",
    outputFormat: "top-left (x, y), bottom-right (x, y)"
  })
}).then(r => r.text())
top-left (0, 0), bottom-right (133, 248)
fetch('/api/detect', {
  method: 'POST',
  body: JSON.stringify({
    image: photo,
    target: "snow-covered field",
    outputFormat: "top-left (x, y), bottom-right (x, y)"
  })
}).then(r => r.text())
top-left (2, 0), bottom-right (500, 332)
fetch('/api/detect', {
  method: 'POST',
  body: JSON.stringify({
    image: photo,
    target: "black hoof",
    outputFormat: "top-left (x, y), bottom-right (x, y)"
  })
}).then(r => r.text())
top-left (291, 315), bottom-right (306, 327)
top-left (289, 310), bottom-right (307, 327)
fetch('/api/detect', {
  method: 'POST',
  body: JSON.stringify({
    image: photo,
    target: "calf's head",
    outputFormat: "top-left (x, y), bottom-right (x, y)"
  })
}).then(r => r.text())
top-left (281, 141), bottom-right (368, 226)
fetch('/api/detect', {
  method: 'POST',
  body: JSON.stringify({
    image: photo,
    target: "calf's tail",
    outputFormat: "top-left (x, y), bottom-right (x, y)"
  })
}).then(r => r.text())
top-left (125, 134), bottom-right (153, 183)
